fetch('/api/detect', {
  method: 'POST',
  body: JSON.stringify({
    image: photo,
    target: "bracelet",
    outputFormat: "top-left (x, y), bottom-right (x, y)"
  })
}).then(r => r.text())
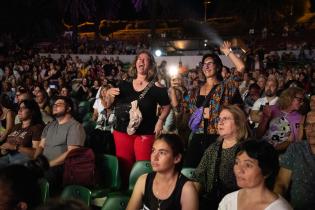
top-left (225, 50), bottom-right (232, 56)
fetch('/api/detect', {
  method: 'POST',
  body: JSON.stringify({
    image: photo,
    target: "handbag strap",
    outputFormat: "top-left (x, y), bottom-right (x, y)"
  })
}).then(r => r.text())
top-left (137, 73), bottom-right (158, 101)
top-left (201, 83), bottom-right (220, 107)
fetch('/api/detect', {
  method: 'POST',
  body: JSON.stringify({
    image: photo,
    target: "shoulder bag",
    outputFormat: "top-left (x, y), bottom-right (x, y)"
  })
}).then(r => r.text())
top-left (188, 84), bottom-right (220, 132)
top-left (114, 79), bottom-right (156, 134)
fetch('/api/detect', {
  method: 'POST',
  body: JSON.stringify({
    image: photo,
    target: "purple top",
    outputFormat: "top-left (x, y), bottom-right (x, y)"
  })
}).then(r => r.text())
top-left (263, 105), bottom-right (302, 144)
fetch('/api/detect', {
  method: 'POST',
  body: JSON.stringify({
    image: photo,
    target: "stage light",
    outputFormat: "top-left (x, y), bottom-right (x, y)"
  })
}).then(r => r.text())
top-left (168, 65), bottom-right (178, 77)
top-left (155, 49), bottom-right (162, 57)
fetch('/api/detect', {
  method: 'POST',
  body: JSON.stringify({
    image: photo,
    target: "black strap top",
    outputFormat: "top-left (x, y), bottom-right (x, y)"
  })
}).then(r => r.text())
top-left (143, 172), bottom-right (188, 210)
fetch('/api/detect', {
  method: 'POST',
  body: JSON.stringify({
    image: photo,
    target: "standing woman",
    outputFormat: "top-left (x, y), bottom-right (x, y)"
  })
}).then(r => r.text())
top-left (193, 105), bottom-right (249, 210)
top-left (107, 50), bottom-right (171, 187)
top-left (127, 134), bottom-right (198, 210)
top-left (185, 41), bottom-right (245, 167)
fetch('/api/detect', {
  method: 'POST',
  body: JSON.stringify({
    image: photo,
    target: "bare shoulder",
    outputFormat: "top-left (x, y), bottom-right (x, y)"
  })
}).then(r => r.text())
top-left (138, 173), bottom-right (148, 183)
top-left (181, 180), bottom-right (199, 210)
top-left (182, 180), bottom-right (198, 193)
top-left (133, 173), bottom-right (148, 195)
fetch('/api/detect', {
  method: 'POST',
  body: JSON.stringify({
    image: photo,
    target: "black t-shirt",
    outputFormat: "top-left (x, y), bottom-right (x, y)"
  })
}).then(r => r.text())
top-left (115, 80), bottom-right (170, 134)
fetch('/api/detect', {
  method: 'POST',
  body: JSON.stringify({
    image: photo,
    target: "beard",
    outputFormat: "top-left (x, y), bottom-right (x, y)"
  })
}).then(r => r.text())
top-left (53, 110), bottom-right (67, 118)
top-left (265, 89), bottom-right (275, 97)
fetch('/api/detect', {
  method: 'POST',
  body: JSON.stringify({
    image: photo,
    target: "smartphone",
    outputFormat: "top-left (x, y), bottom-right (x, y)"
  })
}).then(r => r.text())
top-left (49, 84), bottom-right (57, 89)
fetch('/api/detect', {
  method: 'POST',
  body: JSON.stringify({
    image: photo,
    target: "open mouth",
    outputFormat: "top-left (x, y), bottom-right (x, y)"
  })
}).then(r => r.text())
top-left (138, 63), bottom-right (145, 68)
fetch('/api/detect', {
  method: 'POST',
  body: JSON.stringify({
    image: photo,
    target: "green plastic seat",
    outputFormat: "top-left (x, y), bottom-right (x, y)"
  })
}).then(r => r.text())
top-left (181, 167), bottom-right (196, 179)
top-left (38, 178), bottom-right (49, 204)
top-left (128, 161), bottom-right (152, 192)
top-left (78, 101), bottom-right (91, 121)
top-left (78, 101), bottom-right (91, 112)
top-left (95, 160), bottom-right (151, 207)
top-left (61, 185), bottom-right (92, 206)
top-left (101, 194), bottom-right (130, 210)
top-left (91, 154), bottom-right (121, 199)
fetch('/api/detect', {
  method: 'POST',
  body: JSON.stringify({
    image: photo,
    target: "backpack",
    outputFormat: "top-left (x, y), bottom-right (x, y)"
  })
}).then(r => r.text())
top-left (63, 147), bottom-right (96, 187)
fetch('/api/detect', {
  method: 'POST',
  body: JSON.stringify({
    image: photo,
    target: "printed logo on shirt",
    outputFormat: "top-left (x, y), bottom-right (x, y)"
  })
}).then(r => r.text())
top-left (142, 204), bottom-right (150, 210)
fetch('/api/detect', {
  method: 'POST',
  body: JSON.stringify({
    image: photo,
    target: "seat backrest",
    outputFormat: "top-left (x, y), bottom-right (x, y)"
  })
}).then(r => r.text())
top-left (181, 167), bottom-right (196, 180)
top-left (101, 194), bottom-right (130, 210)
top-left (97, 154), bottom-right (121, 190)
top-left (61, 185), bottom-right (92, 206)
top-left (38, 178), bottom-right (49, 204)
top-left (63, 147), bottom-right (96, 187)
top-left (128, 161), bottom-right (152, 192)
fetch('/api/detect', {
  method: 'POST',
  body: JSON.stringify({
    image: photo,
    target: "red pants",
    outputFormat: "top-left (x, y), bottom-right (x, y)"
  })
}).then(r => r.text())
top-left (113, 130), bottom-right (155, 188)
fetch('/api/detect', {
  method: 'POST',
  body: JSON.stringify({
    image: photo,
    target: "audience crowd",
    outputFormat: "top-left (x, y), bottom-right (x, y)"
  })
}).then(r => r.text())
top-left (0, 32), bottom-right (314, 210)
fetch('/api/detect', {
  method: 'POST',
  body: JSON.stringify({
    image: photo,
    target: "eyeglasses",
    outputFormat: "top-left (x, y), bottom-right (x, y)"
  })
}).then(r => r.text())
top-left (218, 117), bottom-right (234, 123)
top-left (294, 96), bottom-right (304, 103)
top-left (53, 103), bottom-right (66, 107)
top-left (202, 62), bottom-right (215, 68)
top-left (305, 122), bottom-right (315, 129)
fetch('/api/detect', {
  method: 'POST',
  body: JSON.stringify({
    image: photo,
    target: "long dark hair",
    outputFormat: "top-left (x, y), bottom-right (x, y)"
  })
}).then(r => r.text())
top-left (19, 99), bottom-right (44, 125)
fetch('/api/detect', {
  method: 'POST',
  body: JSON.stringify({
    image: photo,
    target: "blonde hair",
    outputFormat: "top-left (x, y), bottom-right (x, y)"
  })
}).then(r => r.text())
top-left (99, 84), bottom-right (112, 100)
top-left (220, 105), bottom-right (249, 142)
top-left (128, 50), bottom-right (157, 81)
top-left (278, 87), bottom-right (304, 110)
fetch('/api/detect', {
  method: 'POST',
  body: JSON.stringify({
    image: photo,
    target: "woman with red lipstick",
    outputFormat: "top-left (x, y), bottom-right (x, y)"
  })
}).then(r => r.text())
top-left (193, 105), bottom-right (249, 210)
top-left (218, 140), bottom-right (292, 210)
top-left (127, 134), bottom-right (198, 210)
top-left (106, 50), bottom-right (171, 188)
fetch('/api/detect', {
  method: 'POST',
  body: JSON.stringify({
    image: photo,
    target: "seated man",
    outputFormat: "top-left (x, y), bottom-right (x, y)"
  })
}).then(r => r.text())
top-left (274, 111), bottom-right (315, 210)
top-left (250, 79), bottom-right (279, 128)
top-left (34, 96), bottom-right (86, 193)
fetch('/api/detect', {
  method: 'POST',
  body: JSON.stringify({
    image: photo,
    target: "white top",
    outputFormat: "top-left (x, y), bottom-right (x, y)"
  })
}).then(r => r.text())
top-left (250, 96), bottom-right (279, 128)
top-left (252, 96), bottom-right (279, 111)
top-left (93, 99), bottom-right (114, 131)
top-left (218, 190), bottom-right (292, 210)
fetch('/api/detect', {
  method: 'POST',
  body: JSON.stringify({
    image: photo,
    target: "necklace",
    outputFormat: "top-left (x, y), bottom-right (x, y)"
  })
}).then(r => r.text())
top-left (157, 198), bottom-right (162, 210)
top-left (134, 79), bottom-right (146, 86)
top-left (154, 174), bottom-right (180, 210)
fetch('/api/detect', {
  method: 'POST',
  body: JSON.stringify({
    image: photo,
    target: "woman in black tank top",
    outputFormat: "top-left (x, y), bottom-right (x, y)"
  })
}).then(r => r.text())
top-left (126, 134), bottom-right (198, 210)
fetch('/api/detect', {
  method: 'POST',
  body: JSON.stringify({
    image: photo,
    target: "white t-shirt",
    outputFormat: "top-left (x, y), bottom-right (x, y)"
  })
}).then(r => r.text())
top-left (252, 96), bottom-right (279, 111)
top-left (218, 190), bottom-right (292, 210)
top-left (250, 96), bottom-right (279, 127)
